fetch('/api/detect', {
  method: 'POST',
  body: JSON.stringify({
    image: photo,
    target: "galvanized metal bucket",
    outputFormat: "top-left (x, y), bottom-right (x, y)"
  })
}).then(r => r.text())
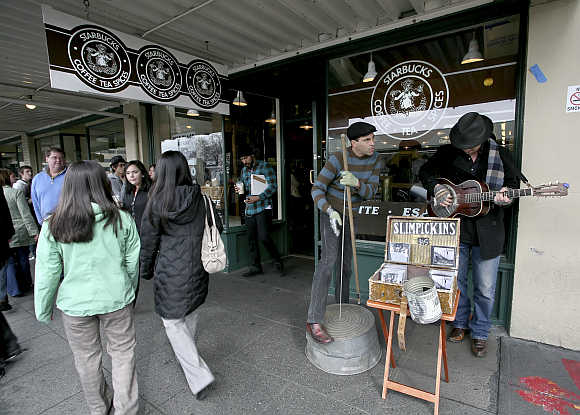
top-left (403, 277), bottom-right (442, 324)
top-left (305, 304), bottom-right (381, 375)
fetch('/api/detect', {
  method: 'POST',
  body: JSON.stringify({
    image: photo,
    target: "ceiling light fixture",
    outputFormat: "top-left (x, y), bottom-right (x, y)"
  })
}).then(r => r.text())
top-left (25, 95), bottom-right (36, 110)
top-left (299, 123), bottom-right (313, 130)
top-left (265, 111), bottom-right (276, 124)
top-left (461, 32), bottom-right (484, 65)
top-left (186, 109), bottom-right (199, 116)
top-left (186, 125), bottom-right (192, 129)
top-left (363, 52), bottom-right (377, 83)
top-left (232, 90), bottom-right (247, 106)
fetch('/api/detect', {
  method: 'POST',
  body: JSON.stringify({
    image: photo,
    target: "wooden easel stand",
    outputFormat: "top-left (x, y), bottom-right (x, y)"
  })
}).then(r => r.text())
top-left (366, 289), bottom-right (460, 415)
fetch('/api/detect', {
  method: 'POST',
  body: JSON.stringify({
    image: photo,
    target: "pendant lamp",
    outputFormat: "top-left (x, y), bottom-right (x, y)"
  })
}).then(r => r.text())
top-left (233, 90), bottom-right (247, 106)
top-left (363, 53), bottom-right (377, 83)
top-left (461, 32), bottom-right (484, 65)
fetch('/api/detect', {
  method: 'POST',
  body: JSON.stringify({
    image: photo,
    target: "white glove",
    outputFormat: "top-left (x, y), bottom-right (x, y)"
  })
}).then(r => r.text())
top-left (327, 207), bottom-right (342, 237)
top-left (339, 171), bottom-right (359, 188)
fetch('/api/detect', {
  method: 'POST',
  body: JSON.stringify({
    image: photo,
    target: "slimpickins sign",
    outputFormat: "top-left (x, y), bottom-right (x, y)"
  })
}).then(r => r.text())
top-left (42, 6), bottom-right (229, 115)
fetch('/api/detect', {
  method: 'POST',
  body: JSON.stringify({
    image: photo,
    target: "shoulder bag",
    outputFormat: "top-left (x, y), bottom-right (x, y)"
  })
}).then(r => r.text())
top-left (201, 195), bottom-right (226, 273)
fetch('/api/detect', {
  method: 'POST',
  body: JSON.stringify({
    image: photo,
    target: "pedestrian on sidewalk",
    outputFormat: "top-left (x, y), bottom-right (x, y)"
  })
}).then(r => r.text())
top-left (140, 151), bottom-right (220, 401)
top-left (1, 168), bottom-right (38, 297)
top-left (34, 160), bottom-right (141, 415)
top-left (236, 144), bottom-right (283, 277)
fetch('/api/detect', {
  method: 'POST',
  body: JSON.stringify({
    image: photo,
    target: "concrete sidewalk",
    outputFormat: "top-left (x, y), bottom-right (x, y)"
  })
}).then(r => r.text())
top-left (1, 257), bottom-right (579, 414)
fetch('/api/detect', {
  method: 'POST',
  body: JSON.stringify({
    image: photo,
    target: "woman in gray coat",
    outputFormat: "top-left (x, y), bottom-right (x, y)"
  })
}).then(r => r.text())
top-left (0, 169), bottom-right (38, 299)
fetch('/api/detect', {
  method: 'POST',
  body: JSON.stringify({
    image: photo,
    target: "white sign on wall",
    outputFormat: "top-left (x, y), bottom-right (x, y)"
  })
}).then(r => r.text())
top-left (566, 85), bottom-right (580, 113)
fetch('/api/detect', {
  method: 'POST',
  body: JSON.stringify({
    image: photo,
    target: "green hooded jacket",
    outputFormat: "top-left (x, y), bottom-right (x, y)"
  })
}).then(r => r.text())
top-left (34, 204), bottom-right (140, 322)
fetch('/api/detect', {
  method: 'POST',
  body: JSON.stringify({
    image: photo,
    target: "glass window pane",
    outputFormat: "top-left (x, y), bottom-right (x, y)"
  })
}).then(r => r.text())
top-left (223, 94), bottom-right (280, 227)
top-left (87, 119), bottom-right (126, 171)
top-left (162, 110), bottom-right (225, 223)
top-left (35, 135), bottom-right (61, 170)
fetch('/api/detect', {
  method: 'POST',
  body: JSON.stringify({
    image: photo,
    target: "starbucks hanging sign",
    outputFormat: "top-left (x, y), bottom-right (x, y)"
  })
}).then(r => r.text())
top-left (371, 60), bottom-right (448, 140)
top-left (42, 5), bottom-right (229, 115)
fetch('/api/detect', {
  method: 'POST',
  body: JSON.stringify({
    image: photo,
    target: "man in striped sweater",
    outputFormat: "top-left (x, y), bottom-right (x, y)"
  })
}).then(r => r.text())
top-left (307, 122), bottom-right (383, 344)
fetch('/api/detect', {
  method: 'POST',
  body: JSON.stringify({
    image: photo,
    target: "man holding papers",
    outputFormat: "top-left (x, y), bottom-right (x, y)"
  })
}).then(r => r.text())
top-left (236, 145), bottom-right (283, 277)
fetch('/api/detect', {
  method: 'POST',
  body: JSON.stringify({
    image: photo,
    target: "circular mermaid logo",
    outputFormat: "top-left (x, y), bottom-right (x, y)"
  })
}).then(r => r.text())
top-left (67, 26), bottom-right (131, 93)
top-left (371, 60), bottom-right (449, 140)
top-left (136, 46), bottom-right (182, 101)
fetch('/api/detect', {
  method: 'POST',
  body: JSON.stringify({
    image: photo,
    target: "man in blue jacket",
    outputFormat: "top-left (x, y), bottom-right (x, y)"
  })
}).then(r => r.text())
top-left (31, 147), bottom-right (67, 223)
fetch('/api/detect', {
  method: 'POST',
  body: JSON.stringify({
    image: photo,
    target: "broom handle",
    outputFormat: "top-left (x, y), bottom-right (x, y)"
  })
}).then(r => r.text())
top-left (341, 135), bottom-right (361, 304)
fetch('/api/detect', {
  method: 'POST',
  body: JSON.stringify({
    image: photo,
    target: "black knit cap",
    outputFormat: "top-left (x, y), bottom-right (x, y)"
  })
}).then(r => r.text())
top-left (450, 112), bottom-right (493, 149)
top-left (347, 121), bottom-right (377, 140)
top-left (238, 144), bottom-right (257, 158)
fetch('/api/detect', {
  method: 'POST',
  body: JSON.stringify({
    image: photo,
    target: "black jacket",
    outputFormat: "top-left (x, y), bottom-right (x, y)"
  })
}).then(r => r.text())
top-left (139, 184), bottom-right (222, 319)
top-left (419, 142), bottom-right (519, 259)
top-left (0, 189), bottom-right (15, 265)
top-left (121, 187), bottom-right (148, 235)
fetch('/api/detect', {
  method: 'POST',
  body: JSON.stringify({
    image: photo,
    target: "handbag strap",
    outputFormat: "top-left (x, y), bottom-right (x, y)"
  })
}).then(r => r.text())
top-left (202, 195), bottom-right (217, 238)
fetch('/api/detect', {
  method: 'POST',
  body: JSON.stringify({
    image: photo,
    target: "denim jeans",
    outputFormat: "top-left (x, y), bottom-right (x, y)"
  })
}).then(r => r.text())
top-left (307, 213), bottom-right (352, 324)
top-left (454, 243), bottom-right (500, 340)
top-left (5, 247), bottom-right (33, 296)
top-left (0, 261), bottom-right (7, 303)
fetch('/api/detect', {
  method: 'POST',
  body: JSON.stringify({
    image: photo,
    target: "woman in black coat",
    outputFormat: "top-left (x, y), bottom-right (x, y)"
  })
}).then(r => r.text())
top-left (140, 151), bottom-right (221, 401)
top-left (121, 160), bottom-right (151, 235)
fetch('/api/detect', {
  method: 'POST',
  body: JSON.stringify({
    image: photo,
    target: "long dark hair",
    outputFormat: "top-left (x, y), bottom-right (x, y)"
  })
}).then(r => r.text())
top-left (123, 160), bottom-right (151, 195)
top-left (49, 161), bottom-right (121, 243)
top-left (145, 151), bottom-right (193, 227)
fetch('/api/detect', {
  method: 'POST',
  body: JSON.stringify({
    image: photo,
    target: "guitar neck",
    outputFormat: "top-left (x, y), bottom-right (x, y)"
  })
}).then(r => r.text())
top-left (473, 188), bottom-right (533, 202)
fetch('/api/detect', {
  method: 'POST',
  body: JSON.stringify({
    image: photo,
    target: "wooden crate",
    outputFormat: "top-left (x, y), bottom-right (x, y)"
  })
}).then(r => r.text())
top-left (368, 216), bottom-right (460, 314)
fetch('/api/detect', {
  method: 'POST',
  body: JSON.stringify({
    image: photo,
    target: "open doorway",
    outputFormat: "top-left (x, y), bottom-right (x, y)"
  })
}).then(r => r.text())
top-left (284, 102), bottom-right (314, 257)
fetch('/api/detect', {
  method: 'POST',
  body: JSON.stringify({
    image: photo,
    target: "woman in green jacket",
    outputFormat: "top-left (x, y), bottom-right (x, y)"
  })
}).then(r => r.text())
top-left (0, 169), bottom-right (38, 301)
top-left (35, 161), bottom-right (141, 415)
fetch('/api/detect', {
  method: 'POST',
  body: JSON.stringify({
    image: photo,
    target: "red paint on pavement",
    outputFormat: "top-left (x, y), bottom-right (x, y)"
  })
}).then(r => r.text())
top-left (517, 377), bottom-right (580, 414)
top-left (563, 359), bottom-right (580, 392)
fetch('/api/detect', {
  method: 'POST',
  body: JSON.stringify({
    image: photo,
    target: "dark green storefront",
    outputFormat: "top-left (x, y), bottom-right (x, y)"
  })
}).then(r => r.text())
top-left (224, 0), bottom-right (528, 331)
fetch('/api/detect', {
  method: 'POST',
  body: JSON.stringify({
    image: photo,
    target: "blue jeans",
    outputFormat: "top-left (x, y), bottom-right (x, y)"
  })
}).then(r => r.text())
top-left (5, 247), bottom-right (32, 296)
top-left (0, 262), bottom-right (7, 303)
top-left (454, 243), bottom-right (500, 340)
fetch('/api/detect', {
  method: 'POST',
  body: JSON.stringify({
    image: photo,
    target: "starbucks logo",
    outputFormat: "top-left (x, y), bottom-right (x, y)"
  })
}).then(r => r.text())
top-left (68, 26), bottom-right (131, 93)
top-left (186, 59), bottom-right (221, 109)
top-left (371, 60), bottom-right (449, 140)
top-left (136, 46), bottom-right (183, 101)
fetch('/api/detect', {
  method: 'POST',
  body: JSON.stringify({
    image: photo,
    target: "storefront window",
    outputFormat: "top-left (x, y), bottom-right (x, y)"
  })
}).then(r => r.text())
top-left (0, 145), bottom-right (18, 171)
top-left (223, 94), bottom-right (280, 227)
top-left (87, 119), bottom-right (126, 170)
top-left (328, 15), bottom-right (520, 206)
top-left (327, 16), bottom-right (521, 251)
top-left (162, 109), bottom-right (225, 222)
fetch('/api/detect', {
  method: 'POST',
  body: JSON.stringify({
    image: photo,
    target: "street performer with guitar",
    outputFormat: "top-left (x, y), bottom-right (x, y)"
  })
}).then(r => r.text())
top-left (419, 112), bottom-right (518, 358)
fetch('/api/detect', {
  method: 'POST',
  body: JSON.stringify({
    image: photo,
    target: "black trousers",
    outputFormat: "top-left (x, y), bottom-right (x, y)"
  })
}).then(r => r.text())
top-left (246, 210), bottom-right (281, 270)
top-left (0, 312), bottom-right (19, 361)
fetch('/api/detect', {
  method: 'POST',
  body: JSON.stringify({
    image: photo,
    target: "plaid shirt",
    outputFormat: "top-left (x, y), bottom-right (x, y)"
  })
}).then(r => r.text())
top-left (241, 160), bottom-right (277, 217)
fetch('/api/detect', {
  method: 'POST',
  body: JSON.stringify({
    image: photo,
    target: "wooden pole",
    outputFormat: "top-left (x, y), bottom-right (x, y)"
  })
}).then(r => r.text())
top-left (341, 135), bottom-right (361, 304)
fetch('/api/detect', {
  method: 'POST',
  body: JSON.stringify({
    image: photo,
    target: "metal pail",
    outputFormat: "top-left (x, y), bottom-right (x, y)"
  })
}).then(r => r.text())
top-left (403, 277), bottom-right (442, 324)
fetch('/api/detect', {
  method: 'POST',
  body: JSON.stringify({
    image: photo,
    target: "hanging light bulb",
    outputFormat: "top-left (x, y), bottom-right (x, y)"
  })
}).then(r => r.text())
top-left (363, 52), bottom-right (377, 83)
top-left (25, 95), bottom-right (36, 110)
top-left (461, 32), bottom-right (484, 65)
top-left (483, 76), bottom-right (494, 87)
top-left (186, 109), bottom-right (199, 116)
top-left (232, 90), bottom-right (247, 106)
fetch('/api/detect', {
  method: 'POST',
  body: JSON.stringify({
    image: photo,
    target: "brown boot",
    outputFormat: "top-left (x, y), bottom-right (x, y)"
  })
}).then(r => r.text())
top-left (448, 327), bottom-right (468, 343)
top-left (471, 339), bottom-right (488, 357)
top-left (306, 323), bottom-right (333, 344)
